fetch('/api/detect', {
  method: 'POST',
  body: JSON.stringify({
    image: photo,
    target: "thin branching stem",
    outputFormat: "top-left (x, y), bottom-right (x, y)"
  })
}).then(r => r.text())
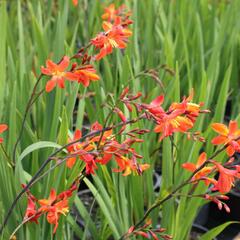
top-left (12, 74), bottom-right (43, 167)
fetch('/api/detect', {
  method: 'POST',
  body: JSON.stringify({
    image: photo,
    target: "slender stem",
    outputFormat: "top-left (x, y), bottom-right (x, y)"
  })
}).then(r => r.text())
top-left (31, 152), bottom-right (93, 186)
top-left (9, 215), bottom-right (36, 240)
top-left (0, 115), bottom-right (144, 235)
top-left (96, 105), bottom-right (116, 149)
top-left (12, 74), bottom-right (43, 167)
top-left (0, 144), bottom-right (14, 168)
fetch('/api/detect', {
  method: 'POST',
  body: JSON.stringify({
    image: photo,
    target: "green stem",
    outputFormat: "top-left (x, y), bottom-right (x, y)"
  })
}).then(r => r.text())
top-left (12, 74), bottom-right (43, 167)
top-left (0, 144), bottom-right (14, 168)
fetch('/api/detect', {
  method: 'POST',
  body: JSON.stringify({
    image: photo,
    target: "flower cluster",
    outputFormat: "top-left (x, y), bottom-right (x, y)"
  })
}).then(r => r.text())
top-left (127, 219), bottom-right (172, 240)
top-left (41, 3), bottom-right (132, 92)
top-left (182, 121), bottom-right (240, 196)
top-left (120, 88), bottom-right (208, 141)
top-left (67, 121), bottom-right (150, 176)
top-left (183, 153), bottom-right (240, 192)
top-left (41, 56), bottom-right (100, 92)
top-left (91, 18), bottom-right (132, 60)
top-left (23, 184), bottom-right (77, 234)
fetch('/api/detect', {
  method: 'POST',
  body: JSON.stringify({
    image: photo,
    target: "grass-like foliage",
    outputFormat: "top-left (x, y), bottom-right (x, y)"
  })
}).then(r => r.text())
top-left (1, 1), bottom-right (240, 240)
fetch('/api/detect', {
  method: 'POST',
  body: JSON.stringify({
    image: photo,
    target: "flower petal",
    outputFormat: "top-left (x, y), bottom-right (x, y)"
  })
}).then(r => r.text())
top-left (74, 129), bottom-right (82, 140)
top-left (211, 123), bottom-right (229, 136)
top-left (150, 95), bottom-right (164, 106)
top-left (66, 157), bottom-right (76, 168)
top-left (45, 79), bottom-right (57, 92)
top-left (65, 72), bottom-right (79, 81)
top-left (211, 136), bottom-right (227, 145)
top-left (41, 66), bottom-right (52, 75)
top-left (46, 60), bottom-right (57, 72)
top-left (58, 56), bottom-right (70, 72)
top-left (229, 121), bottom-right (238, 135)
top-left (57, 77), bottom-right (65, 89)
top-left (102, 21), bottom-right (112, 32)
top-left (226, 145), bottom-right (235, 156)
top-left (182, 163), bottom-right (196, 172)
top-left (0, 124), bottom-right (8, 134)
top-left (197, 152), bottom-right (207, 167)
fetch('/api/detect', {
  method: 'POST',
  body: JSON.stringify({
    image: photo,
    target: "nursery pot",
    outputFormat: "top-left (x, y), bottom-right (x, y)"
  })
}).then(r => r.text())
top-left (225, 180), bottom-right (240, 221)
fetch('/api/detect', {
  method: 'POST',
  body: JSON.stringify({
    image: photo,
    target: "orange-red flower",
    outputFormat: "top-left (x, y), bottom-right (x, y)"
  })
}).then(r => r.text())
top-left (169, 91), bottom-right (204, 125)
top-left (66, 129), bottom-right (82, 168)
top-left (182, 152), bottom-right (214, 185)
top-left (66, 123), bottom-right (112, 169)
top-left (38, 188), bottom-right (75, 234)
top-left (154, 112), bottom-right (193, 141)
top-left (102, 3), bottom-right (119, 22)
top-left (73, 64), bottom-right (100, 87)
top-left (24, 187), bottom-right (76, 234)
top-left (24, 197), bottom-right (41, 224)
top-left (90, 121), bottom-right (112, 143)
top-left (41, 56), bottom-right (78, 92)
top-left (66, 123), bottom-right (150, 176)
top-left (140, 92), bottom-right (208, 141)
top-left (79, 150), bottom-right (98, 175)
top-left (141, 95), bottom-right (165, 117)
top-left (101, 4), bottom-right (132, 26)
top-left (211, 161), bottom-right (240, 193)
top-left (66, 131), bottom-right (95, 169)
top-left (91, 21), bottom-right (132, 60)
top-left (113, 155), bottom-right (149, 176)
top-left (101, 4), bottom-right (128, 22)
top-left (211, 121), bottom-right (240, 156)
top-left (66, 130), bottom-right (95, 169)
top-left (0, 124), bottom-right (8, 143)
top-left (72, 0), bottom-right (78, 7)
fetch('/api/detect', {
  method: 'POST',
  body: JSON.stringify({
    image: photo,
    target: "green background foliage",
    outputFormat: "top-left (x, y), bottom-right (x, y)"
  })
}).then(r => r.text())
top-left (0, 0), bottom-right (240, 239)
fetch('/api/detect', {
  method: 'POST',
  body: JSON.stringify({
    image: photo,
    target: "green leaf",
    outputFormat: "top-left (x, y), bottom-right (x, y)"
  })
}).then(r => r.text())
top-left (57, 107), bottom-right (69, 146)
top-left (18, 141), bottom-right (62, 163)
top-left (200, 221), bottom-right (239, 240)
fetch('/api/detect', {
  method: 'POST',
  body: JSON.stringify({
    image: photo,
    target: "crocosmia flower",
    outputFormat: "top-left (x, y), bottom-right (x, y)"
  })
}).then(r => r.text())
top-left (91, 20), bottom-right (132, 60)
top-left (102, 4), bottom-right (132, 25)
top-left (113, 155), bottom-right (150, 176)
top-left (41, 56), bottom-right (78, 92)
top-left (211, 121), bottom-right (240, 156)
top-left (72, 0), bottom-right (78, 6)
top-left (154, 112), bottom-right (193, 141)
top-left (182, 152), bottom-right (214, 185)
top-left (140, 92), bottom-right (208, 141)
top-left (74, 64), bottom-right (100, 87)
top-left (169, 91), bottom-right (205, 125)
top-left (38, 188), bottom-right (75, 234)
top-left (101, 4), bottom-right (127, 22)
top-left (23, 186), bottom-right (76, 234)
top-left (102, 3), bottom-right (118, 21)
top-left (211, 161), bottom-right (240, 193)
top-left (0, 124), bottom-right (8, 143)
top-left (24, 196), bottom-right (41, 223)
